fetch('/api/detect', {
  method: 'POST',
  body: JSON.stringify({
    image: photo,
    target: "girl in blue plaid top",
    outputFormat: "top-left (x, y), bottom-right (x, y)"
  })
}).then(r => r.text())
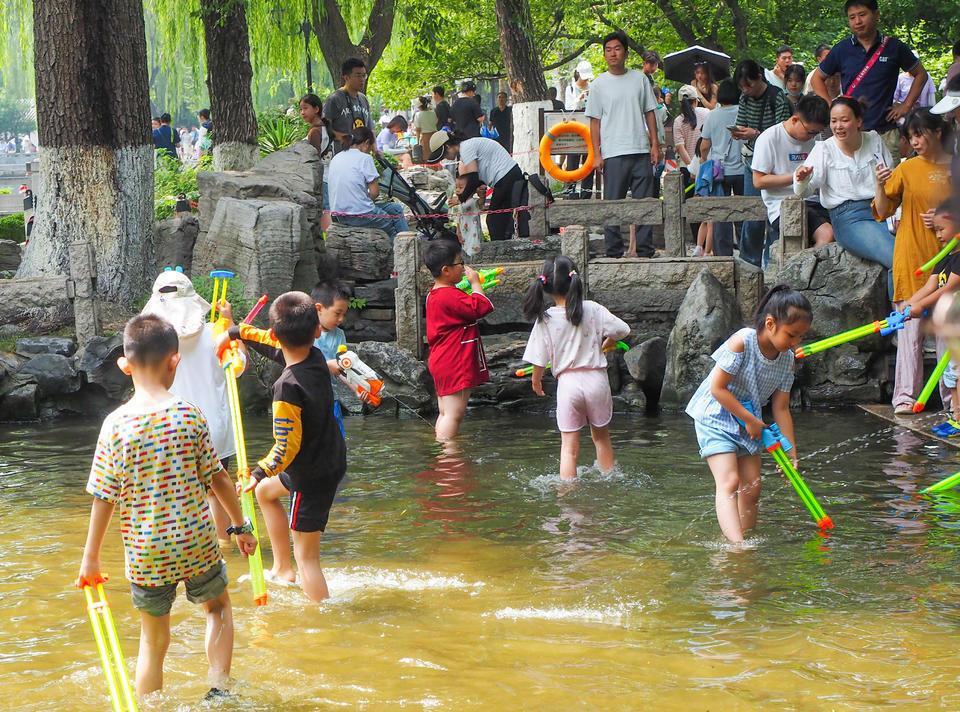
top-left (686, 285), bottom-right (812, 542)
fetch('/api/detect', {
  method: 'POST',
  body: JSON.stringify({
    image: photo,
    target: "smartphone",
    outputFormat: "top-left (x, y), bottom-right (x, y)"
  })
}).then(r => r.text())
top-left (726, 125), bottom-right (738, 131)
top-left (873, 152), bottom-right (884, 167)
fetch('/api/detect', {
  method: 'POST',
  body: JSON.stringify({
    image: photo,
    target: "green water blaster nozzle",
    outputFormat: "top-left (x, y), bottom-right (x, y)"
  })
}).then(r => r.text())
top-left (736, 415), bottom-right (833, 530)
top-left (456, 267), bottom-right (504, 294)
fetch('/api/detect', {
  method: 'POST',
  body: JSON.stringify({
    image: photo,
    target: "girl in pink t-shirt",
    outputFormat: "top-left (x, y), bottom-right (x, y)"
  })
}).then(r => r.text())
top-left (521, 255), bottom-right (630, 480)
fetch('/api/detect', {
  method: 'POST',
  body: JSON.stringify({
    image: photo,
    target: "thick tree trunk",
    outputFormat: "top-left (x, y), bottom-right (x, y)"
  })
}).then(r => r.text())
top-left (200, 0), bottom-right (259, 171)
top-left (310, 0), bottom-right (396, 81)
top-left (18, 0), bottom-right (153, 303)
top-left (494, 0), bottom-right (549, 103)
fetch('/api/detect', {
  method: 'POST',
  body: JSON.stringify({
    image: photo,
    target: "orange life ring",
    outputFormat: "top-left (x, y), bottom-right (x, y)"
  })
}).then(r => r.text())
top-left (539, 120), bottom-right (594, 183)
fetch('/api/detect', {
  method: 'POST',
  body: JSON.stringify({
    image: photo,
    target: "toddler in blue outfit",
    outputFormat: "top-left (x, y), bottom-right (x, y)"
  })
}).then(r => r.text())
top-left (686, 284), bottom-right (812, 542)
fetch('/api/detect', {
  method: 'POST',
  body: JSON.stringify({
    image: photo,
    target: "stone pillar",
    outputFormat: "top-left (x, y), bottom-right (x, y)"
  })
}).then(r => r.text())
top-left (67, 241), bottom-right (102, 346)
top-left (394, 231), bottom-right (424, 358)
top-left (527, 179), bottom-right (549, 239)
top-left (662, 170), bottom-right (685, 257)
top-left (560, 224), bottom-right (589, 296)
top-left (776, 196), bottom-right (807, 272)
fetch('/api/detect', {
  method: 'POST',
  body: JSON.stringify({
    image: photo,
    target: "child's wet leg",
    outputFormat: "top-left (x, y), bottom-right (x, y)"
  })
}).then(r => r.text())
top-left (435, 389), bottom-right (471, 441)
top-left (136, 611), bottom-right (171, 695)
top-left (590, 423), bottom-right (615, 472)
top-left (255, 477), bottom-right (296, 582)
top-left (706, 452), bottom-right (745, 542)
top-left (202, 589), bottom-right (233, 689)
top-left (292, 530), bottom-right (328, 602)
top-left (559, 430), bottom-right (581, 480)
top-left (737, 455), bottom-right (762, 534)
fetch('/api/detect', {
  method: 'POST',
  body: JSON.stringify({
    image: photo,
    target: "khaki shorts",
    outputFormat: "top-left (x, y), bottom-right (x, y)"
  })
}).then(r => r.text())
top-left (130, 561), bottom-right (227, 618)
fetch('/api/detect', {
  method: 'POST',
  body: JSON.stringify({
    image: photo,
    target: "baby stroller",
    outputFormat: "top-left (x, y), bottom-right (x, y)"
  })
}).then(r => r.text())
top-left (376, 155), bottom-right (458, 241)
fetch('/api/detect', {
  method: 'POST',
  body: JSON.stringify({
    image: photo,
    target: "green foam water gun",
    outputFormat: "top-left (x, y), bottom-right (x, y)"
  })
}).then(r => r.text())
top-left (456, 267), bottom-right (503, 294)
top-left (912, 351), bottom-right (951, 413)
top-left (794, 307), bottom-right (910, 359)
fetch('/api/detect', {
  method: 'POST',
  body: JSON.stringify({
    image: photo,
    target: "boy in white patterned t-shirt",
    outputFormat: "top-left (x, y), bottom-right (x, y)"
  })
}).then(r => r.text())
top-left (78, 314), bottom-right (257, 697)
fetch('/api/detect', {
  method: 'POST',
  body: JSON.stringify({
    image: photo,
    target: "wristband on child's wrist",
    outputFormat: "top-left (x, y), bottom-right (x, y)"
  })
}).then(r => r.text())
top-left (226, 518), bottom-right (253, 536)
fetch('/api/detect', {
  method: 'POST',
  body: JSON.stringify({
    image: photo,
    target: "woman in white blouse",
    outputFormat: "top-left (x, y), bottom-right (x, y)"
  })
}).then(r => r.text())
top-left (794, 96), bottom-right (895, 297)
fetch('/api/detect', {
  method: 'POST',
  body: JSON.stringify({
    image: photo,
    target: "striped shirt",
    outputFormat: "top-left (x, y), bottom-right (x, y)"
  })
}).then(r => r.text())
top-left (736, 86), bottom-right (792, 136)
top-left (685, 328), bottom-right (795, 453)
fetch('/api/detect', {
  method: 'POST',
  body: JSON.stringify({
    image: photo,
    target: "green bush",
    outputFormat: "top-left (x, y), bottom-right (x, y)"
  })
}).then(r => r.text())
top-left (153, 154), bottom-right (212, 222)
top-left (0, 213), bottom-right (25, 243)
top-left (258, 110), bottom-right (307, 157)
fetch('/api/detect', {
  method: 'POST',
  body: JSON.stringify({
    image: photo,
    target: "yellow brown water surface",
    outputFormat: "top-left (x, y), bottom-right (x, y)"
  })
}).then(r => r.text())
top-left (2, 409), bottom-right (959, 711)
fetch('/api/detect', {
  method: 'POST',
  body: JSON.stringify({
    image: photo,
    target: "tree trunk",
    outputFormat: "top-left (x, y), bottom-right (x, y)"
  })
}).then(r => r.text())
top-left (494, 0), bottom-right (549, 103)
top-left (18, 0), bottom-right (153, 304)
top-left (310, 0), bottom-right (396, 81)
top-left (200, 0), bottom-right (259, 171)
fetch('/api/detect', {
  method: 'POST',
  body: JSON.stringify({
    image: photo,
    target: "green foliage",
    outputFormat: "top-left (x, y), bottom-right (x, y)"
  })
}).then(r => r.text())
top-left (0, 212), bottom-right (25, 242)
top-left (0, 187), bottom-right (10, 194)
top-left (257, 108), bottom-right (308, 156)
top-left (153, 153), bottom-right (212, 221)
top-left (349, 296), bottom-right (366, 310)
top-left (191, 274), bottom-right (254, 320)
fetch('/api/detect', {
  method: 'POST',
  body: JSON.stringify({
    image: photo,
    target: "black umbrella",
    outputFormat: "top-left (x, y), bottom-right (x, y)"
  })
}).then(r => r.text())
top-left (661, 45), bottom-right (731, 84)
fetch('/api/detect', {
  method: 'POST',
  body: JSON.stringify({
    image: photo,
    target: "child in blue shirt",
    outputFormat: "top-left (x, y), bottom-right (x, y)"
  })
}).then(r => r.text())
top-left (311, 281), bottom-right (369, 435)
top-left (685, 284), bottom-right (812, 543)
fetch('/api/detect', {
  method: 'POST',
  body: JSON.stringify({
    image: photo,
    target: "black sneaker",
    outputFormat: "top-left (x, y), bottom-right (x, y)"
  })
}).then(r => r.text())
top-left (204, 688), bottom-right (230, 701)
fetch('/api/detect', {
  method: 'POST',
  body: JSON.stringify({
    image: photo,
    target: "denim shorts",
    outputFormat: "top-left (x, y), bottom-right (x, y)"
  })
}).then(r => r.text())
top-left (130, 561), bottom-right (227, 618)
top-left (694, 420), bottom-right (755, 459)
top-left (945, 360), bottom-right (958, 390)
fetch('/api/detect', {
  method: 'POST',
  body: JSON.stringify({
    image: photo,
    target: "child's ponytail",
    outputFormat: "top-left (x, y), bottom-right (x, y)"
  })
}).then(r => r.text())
top-left (522, 257), bottom-right (554, 323)
top-left (562, 259), bottom-right (584, 327)
top-left (753, 283), bottom-right (812, 330)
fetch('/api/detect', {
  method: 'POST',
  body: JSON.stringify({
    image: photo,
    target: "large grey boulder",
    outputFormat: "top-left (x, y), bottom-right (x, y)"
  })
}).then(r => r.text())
top-left (15, 336), bottom-right (76, 357)
top-left (0, 374), bottom-right (38, 420)
top-left (625, 336), bottom-right (666, 405)
top-left (322, 224), bottom-right (393, 282)
top-left (17, 353), bottom-right (81, 397)
top-left (153, 215), bottom-right (199, 274)
top-left (660, 270), bottom-right (742, 409)
top-left (77, 333), bottom-right (130, 400)
top-left (777, 243), bottom-right (889, 404)
top-left (193, 198), bottom-right (318, 301)
top-left (196, 141), bottom-right (322, 234)
top-left (0, 277), bottom-right (72, 331)
top-left (354, 340), bottom-right (433, 412)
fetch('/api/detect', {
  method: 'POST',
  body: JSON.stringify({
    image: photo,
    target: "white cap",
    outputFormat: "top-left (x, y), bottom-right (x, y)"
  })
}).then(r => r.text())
top-left (141, 270), bottom-right (210, 339)
top-left (575, 60), bottom-right (594, 80)
top-left (931, 88), bottom-right (960, 115)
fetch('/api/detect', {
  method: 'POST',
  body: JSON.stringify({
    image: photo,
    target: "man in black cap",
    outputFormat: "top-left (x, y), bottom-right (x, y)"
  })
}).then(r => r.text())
top-left (450, 81), bottom-right (485, 139)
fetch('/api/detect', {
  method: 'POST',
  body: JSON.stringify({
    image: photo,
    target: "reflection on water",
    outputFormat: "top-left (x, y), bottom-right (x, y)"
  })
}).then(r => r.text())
top-left (2, 408), bottom-right (960, 710)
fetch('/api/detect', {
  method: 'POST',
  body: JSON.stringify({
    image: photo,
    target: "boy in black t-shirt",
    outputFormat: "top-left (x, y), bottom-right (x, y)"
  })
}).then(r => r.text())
top-left (221, 291), bottom-right (346, 602)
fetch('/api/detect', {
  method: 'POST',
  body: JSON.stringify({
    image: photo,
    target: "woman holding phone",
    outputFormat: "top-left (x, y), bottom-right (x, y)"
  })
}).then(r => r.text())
top-left (793, 96), bottom-right (895, 296)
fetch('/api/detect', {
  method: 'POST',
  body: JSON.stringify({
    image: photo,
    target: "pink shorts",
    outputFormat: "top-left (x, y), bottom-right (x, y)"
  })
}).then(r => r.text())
top-left (555, 368), bottom-right (613, 432)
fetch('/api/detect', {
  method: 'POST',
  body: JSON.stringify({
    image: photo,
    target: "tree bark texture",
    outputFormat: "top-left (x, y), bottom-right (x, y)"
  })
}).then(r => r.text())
top-left (200, 0), bottom-right (259, 171)
top-left (310, 0), bottom-right (396, 82)
top-left (494, 0), bottom-right (549, 103)
top-left (20, 0), bottom-right (153, 303)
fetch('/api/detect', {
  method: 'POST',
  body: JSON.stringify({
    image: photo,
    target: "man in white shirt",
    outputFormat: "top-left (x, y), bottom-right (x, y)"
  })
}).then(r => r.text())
top-left (765, 46), bottom-right (794, 90)
top-left (752, 94), bottom-right (834, 252)
top-left (585, 31), bottom-right (662, 258)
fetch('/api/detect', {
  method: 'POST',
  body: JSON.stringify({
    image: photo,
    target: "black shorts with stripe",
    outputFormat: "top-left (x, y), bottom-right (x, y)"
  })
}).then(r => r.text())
top-left (278, 471), bottom-right (344, 532)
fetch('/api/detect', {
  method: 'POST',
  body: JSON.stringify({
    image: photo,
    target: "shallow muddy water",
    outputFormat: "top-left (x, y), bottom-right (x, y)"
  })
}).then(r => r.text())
top-left (1, 408), bottom-right (959, 711)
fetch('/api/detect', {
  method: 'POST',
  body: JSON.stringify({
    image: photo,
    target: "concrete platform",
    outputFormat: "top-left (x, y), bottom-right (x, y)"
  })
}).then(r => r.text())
top-left (859, 404), bottom-right (960, 450)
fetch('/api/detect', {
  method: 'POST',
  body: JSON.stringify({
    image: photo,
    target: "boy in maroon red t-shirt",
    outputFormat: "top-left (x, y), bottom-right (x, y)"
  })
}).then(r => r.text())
top-left (424, 240), bottom-right (494, 440)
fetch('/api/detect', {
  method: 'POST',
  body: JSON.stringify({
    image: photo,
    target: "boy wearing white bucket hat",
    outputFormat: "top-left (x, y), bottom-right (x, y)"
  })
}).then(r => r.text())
top-left (141, 269), bottom-right (244, 545)
top-left (931, 75), bottom-right (960, 156)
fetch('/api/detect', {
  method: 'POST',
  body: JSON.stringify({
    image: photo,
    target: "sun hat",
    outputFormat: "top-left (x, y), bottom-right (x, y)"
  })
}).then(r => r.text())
top-left (931, 88), bottom-right (960, 116)
top-left (678, 84), bottom-right (699, 102)
top-left (141, 269), bottom-right (210, 339)
top-left (427, 131), bottom-right (452, 164)
top-left (575, 60), bottom-right (594, 80)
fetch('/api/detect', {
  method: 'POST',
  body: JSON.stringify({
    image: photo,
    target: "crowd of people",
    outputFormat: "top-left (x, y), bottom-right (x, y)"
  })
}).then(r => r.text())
top-left (151, 108), bottom-right (212, 163)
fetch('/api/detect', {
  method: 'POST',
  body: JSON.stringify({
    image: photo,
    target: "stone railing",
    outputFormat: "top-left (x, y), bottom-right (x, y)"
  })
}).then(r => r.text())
top-left (528, 170), bottom-right (806, 273)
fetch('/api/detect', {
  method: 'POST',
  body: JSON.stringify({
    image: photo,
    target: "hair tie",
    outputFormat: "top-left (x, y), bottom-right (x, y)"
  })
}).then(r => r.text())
top-left (568, 270), bottom-right (578, 278)
top-left (537, 275), bottom-right (547, 284)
